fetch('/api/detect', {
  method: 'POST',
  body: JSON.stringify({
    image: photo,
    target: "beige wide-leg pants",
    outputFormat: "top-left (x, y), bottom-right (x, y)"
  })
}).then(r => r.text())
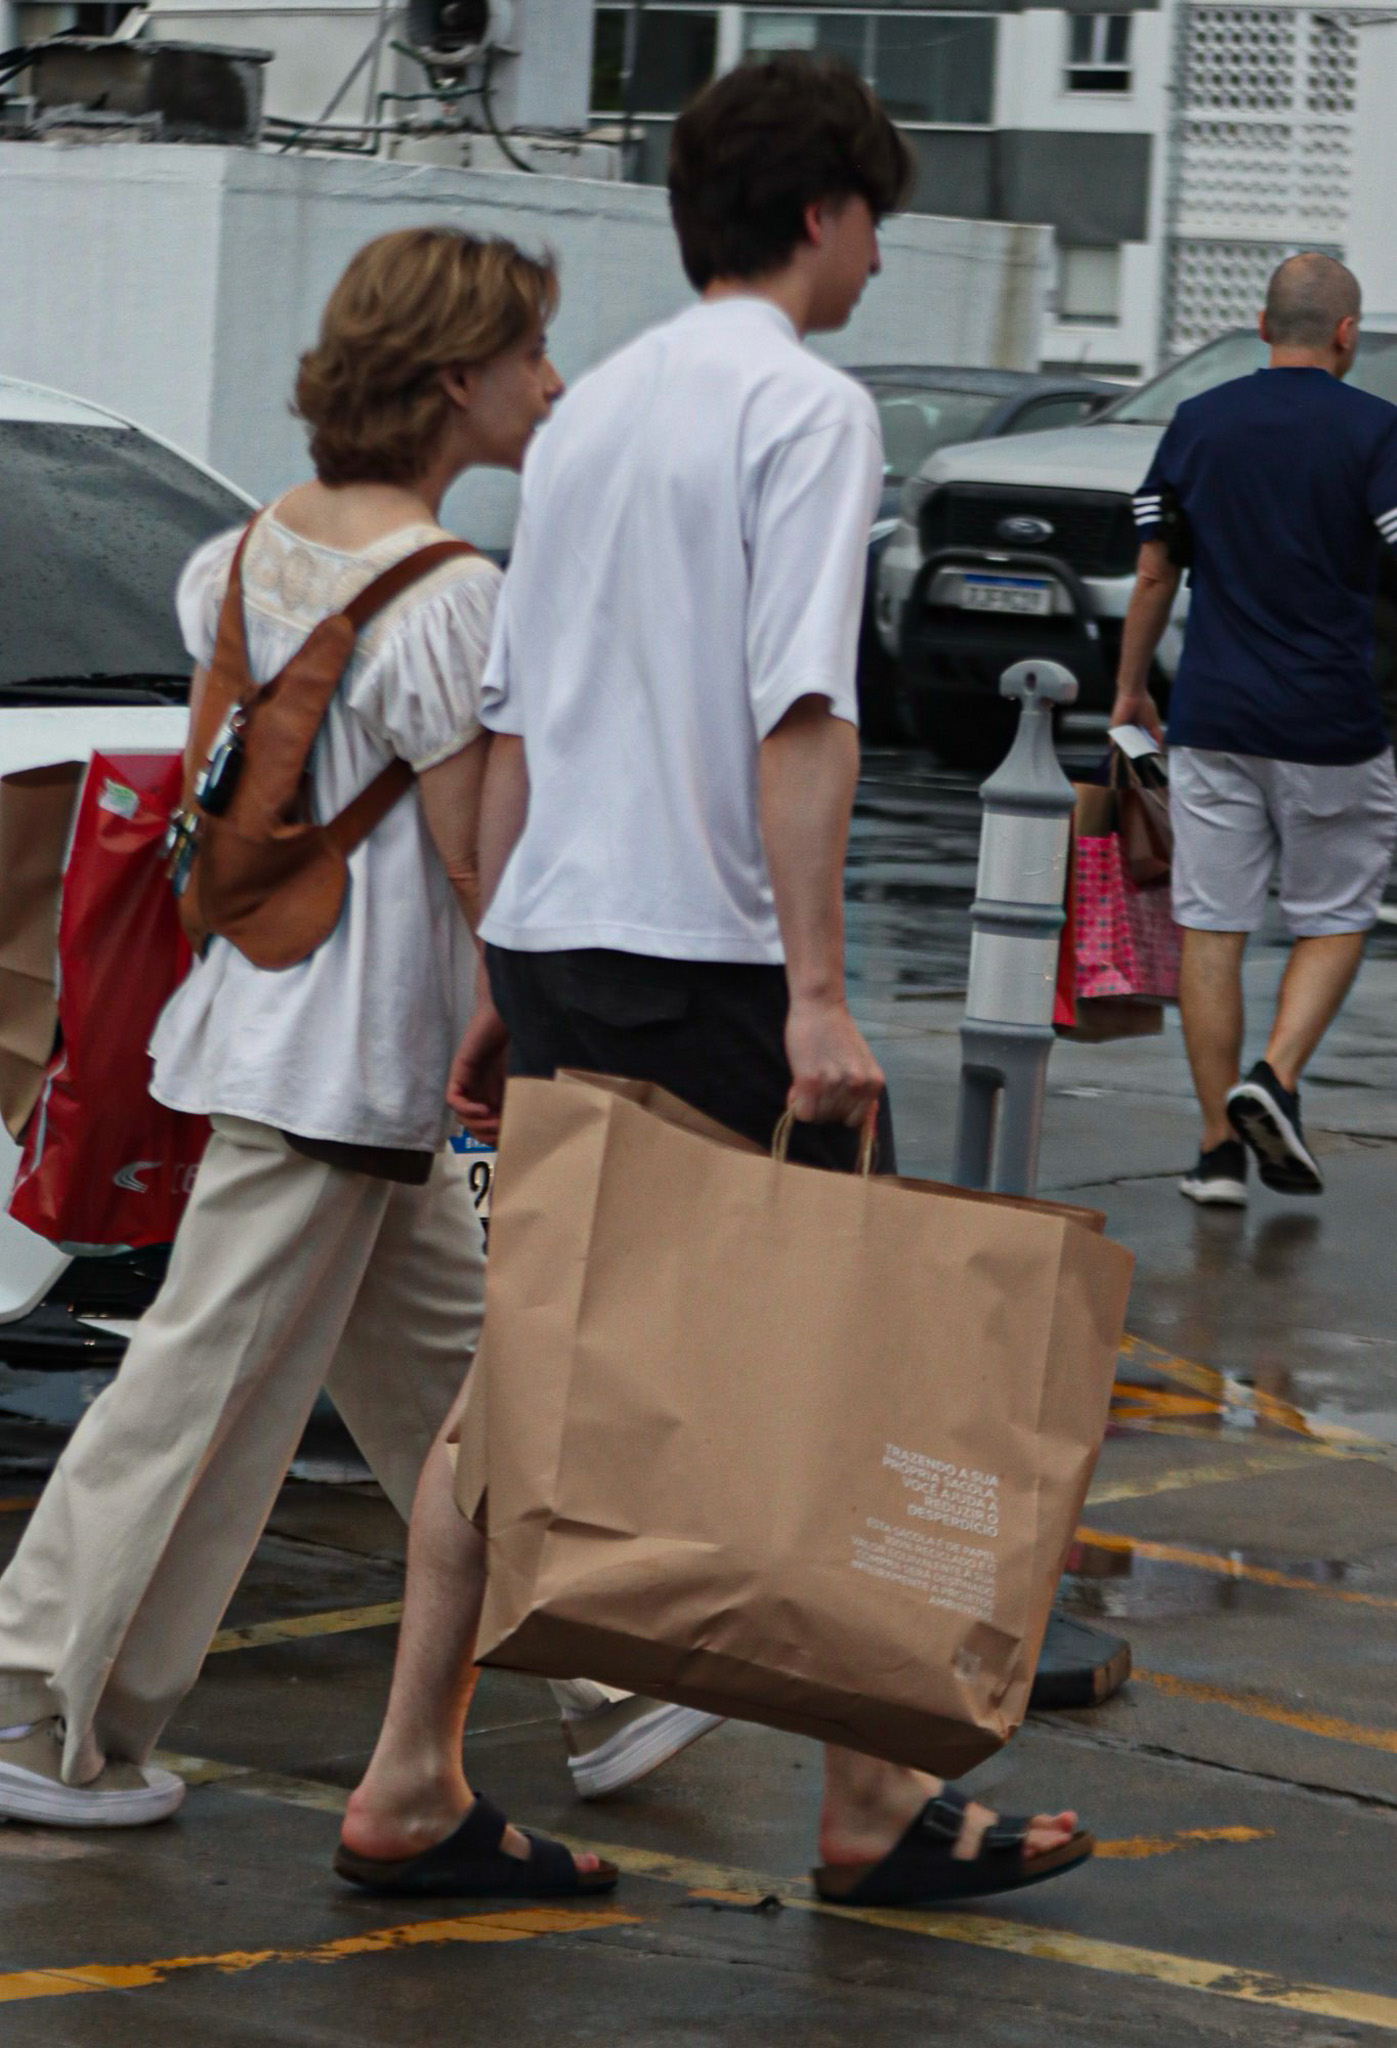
top-left (0, 1115), bottom-right (486, 1783)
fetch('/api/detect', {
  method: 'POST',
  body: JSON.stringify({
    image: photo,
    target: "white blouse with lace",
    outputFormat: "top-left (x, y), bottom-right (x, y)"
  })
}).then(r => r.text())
top-left (149, 511), bottom-right (500, 1151)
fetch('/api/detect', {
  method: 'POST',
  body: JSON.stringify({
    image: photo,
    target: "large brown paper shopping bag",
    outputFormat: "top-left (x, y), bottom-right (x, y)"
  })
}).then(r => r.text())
top-left (462, 1072), bottom-right (1133, 1777)
top-left (0, 763), bottom-right (83, 1140)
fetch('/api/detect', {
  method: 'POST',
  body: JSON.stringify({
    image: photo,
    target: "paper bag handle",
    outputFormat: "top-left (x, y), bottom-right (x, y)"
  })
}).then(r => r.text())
top-left (772, 1106), bottom-right (878, 1177)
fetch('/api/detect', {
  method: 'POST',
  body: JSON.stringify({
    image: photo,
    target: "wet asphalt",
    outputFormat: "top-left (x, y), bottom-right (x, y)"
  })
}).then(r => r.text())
top-left (1, 749), bottom-right (1395, 2045)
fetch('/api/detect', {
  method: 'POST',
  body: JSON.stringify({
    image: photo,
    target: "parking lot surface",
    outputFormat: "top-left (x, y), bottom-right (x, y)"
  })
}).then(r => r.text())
top-left (1, 752), bottom-right (1394, 2044)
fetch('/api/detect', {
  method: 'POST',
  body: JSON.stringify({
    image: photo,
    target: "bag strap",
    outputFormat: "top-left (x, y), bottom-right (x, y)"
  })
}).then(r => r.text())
top-left (184, 518), bottom-right (259, 807)
top-left (342, 538), bottom-right (477, 630)
top-left (322, 538), bottom-right (479, 857)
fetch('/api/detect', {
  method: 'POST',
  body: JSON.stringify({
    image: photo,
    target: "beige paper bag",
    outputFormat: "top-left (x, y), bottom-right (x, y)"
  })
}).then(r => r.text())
top-left (462, 1072), bottom-right (1132, 1777)
top-left (0, 764), bottom-right (82, 1139)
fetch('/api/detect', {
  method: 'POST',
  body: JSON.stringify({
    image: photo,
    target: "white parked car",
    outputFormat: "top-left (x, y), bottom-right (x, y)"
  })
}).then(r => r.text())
top-left (0, 376), bottom-right (251, 1364)
top-left (875, 324), bottom-right (1397, 765)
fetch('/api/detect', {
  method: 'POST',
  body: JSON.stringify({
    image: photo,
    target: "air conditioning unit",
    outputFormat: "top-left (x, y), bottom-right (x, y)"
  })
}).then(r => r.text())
top-left (403, 0), bottom-right (513, 69)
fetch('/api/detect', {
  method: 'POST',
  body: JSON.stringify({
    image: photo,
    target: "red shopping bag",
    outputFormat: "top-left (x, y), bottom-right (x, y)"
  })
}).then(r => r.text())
top-left (1072, 829), bottom-right (1181, 1002)
top-left (8, 752), bottom-right (209, 1250)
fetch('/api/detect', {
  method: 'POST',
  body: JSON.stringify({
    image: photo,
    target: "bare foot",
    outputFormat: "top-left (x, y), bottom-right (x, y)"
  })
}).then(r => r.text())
top-left (818, 1753), bottom-right (1079, 1870)
top-left (340, 1782), bottom-right (602, 1874)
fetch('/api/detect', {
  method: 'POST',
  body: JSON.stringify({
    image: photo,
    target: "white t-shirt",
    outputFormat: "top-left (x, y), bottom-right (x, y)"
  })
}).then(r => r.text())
top-left (150, 513), bottom-right (499, 1150)
top-left (479, 297), bottom-right (882, 965)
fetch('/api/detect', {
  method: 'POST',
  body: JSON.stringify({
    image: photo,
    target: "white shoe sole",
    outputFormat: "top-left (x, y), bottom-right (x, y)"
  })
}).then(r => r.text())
top-left (0, 1759), bottom-right (186, 1827)
top-left (1227, 1084), bottom-right (1323, 1194)
top-left (1179, 1175), bottom-right (1248, 1207)
top-left (567, 1705), bottom-right (724, 1800)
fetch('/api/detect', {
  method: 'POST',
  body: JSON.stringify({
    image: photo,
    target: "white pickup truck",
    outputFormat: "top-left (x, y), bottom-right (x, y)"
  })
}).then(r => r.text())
top-left (875, 324), bottom-right (1397, 765)
top-left (0, 376), bottom-right (250, 1364)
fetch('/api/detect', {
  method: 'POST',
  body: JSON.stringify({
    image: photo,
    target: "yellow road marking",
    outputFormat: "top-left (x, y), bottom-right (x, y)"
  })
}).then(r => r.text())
top-left (1087, 1447), bottom-right (1325, 1506)
top-left (207, 1602), bottom-right (403, 1655)
top-left (1075, 1526), bottom-right (1397, 1611)
top-left (1135, 1669), bottom-right (1397, 1754)
top-left (0, 1907), bottom-right (640, 2006)
top-left (545, 1837), bottom-right (1397, 2034)
top-left (1118, 1335), bottom-right (1394, 1457)
top-left (0, 1496), bottom-right (37, 1514)
top-left (1093, 1827), bottom-right (1272, 1860)
top-left (140, 1756), bottom-right (1393, 2032)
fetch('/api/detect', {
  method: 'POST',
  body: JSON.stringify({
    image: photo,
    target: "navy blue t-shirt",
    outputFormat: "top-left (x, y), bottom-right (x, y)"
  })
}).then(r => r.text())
top-left (1134, 367), bottom-right (1397, 764)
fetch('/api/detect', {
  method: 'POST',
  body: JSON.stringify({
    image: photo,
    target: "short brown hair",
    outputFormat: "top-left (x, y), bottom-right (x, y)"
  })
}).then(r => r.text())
top-left (668, 54), bottom-right (915, 292)
top-left (294, 227), bottom-right (557, 486)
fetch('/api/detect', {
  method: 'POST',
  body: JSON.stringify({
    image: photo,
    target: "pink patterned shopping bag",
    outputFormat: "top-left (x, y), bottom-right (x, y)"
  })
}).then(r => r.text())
top-left (1073, 830), bottom-right (1181, 1001)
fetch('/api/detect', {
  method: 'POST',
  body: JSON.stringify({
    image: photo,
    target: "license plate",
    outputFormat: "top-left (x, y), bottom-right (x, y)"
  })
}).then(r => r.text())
top-left (959, 574), bottom-right (1053, 617)
top-left (449, 1134), bottom-right (495, 1218)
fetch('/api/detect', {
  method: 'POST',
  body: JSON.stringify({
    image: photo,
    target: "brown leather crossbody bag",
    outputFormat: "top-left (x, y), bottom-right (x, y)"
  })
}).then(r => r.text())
top-left (171, 518), bottom-right (475, 971)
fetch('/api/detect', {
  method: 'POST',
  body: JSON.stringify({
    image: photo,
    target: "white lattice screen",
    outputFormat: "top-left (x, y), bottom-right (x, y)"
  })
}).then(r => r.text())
top-left (1165, 3), bottom-right (1361, 356)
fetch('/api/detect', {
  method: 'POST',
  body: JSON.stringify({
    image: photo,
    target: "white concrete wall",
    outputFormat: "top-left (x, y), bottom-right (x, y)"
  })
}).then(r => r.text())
top-left (996, 2), bottom-right (1174, 377)
top-left (0, 142), bottom-right (1051, 546)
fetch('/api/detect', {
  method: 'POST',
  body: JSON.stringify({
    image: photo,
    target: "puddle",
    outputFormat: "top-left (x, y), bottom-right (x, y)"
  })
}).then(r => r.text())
top-left (1060, 1531), bottom-right (1370, 1622)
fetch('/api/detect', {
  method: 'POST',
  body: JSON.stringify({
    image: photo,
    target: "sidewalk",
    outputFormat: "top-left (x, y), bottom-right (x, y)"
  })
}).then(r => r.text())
top-left (1, 955), bottom-right (1395, 2043)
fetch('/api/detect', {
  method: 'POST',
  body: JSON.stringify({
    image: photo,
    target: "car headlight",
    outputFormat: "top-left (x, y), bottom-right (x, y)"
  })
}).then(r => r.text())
top-left (899, 474), bottom-right (931, 524)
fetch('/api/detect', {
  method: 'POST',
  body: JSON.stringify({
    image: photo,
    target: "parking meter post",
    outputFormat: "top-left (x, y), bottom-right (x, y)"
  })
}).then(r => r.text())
top-left (951, 658), bottom-right (1133, 1712)
top-left (952, 660), bottom-right (1077, 1195)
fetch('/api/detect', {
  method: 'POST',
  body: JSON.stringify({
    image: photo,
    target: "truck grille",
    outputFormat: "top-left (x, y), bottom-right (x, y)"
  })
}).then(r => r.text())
top-left (920, 485), bottom-right (1137, 579)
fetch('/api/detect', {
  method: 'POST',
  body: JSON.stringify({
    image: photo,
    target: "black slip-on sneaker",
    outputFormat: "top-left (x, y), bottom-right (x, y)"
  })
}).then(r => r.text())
top-left (1226, 1061), bottom-right (1323, 1195)
top-left (1179, 1138), bottom-right (1249, 1207)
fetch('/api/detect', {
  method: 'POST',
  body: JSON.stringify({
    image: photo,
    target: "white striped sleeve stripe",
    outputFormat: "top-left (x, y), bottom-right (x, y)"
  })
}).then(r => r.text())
top-left (1377, 507), bottom-right (1397, 533)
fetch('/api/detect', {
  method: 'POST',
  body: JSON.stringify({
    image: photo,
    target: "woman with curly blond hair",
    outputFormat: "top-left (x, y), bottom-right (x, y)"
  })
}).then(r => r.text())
top-left (0, 226), bottom-right (612, 1891)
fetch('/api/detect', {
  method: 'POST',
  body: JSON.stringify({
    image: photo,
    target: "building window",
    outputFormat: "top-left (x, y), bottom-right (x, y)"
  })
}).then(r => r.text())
top-left (744, 11), bottom-right (996, 127)
top-left (1059, 246), bottom-right (1123, 325)
top-left (1066, 13), bottom-right (1132, 93)
top-left (591, 7), bottom-right (720, 117)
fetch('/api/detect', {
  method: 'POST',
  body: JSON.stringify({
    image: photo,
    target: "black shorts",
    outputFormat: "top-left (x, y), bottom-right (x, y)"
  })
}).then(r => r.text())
top-left (487, 945), bottom-right (896, 1176)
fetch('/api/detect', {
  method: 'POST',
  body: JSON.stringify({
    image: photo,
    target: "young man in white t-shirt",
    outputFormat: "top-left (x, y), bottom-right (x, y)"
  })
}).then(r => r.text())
top-left (338, 56), bottom-right (1090, 1909)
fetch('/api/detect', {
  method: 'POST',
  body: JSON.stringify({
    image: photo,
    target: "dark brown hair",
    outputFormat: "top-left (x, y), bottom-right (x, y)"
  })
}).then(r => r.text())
top-left (294, 226), bottom-right (557, 486)
top-left (668, 53), bottom-right (916, 292)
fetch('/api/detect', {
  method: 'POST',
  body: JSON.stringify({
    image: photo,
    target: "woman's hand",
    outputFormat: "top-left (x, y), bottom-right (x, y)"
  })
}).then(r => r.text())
top-left (448, 1000), bottom-right (510, 1142)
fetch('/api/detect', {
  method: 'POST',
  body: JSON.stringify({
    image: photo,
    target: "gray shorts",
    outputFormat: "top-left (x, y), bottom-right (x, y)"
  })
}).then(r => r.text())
top-left (1170, 746), bottom-right (1397, 937)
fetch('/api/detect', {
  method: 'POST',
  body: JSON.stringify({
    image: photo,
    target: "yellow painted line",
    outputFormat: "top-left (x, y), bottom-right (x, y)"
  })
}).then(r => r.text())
top-left (1093, 1826), bottom-right (1272, 1861)
top-left (1119, 1335), bottom-right (1394, 1457)
top-left (1135, 1669), bottom-right (1397, 1755)
top-left (1075, 1526), bottom-right (1397, 1612)
top-left (0, 1495), bottom-right (37, 1514)
top-left (207, 1602), bottom-right (402, 1655)
top-left (1087, 1447), bottom-right (1324, 1506)
top-left (152, 1755), bottom-right (1393, 2032)
top-left (0, 1906), bottom-right (640, 2006)
top-left (548, 1837), bottom-right (1397, 2034)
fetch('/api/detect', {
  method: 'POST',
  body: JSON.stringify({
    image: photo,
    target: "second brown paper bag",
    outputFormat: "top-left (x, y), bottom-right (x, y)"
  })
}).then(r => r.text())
top-left (460, 1073), bottom-right (1132, 1777)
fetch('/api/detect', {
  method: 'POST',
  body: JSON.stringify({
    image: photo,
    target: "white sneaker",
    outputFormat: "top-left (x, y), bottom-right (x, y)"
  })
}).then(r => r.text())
top-left (562, 1695), bottom-right (724, 1800)
top-left (0, 1718), bottom-right (186, 1827)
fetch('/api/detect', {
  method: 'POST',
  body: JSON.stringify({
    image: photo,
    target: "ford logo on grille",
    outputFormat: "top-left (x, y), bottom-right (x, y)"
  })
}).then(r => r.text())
top-left (997, 515), bottom-right (1054, 545)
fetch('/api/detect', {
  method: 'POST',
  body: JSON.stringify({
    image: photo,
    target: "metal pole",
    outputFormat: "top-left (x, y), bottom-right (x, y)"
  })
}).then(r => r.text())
top-left (952, 658), bottom-right (1078, 1196)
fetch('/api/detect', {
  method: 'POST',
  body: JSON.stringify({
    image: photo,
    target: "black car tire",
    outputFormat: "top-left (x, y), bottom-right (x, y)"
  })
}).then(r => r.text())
top-left (903, 694), bottom-right (1021, 771)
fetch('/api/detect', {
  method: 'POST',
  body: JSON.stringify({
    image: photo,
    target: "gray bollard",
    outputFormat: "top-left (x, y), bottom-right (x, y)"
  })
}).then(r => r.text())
top-left (952, 658), bottom-right (1078, 1196)
top-left (948, 659), bottom-right (1134, 1710)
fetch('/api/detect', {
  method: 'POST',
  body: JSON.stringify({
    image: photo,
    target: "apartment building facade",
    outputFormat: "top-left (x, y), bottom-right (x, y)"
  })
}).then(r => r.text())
top-left (591, 0), bottom-right (1394, 378)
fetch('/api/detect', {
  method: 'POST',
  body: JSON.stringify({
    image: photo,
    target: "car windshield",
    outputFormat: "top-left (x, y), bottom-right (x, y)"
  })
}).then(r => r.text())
top-left (0, 420), bottom-right (247, 694)
top-left (1106, 329), bottom-right (1397, 426)
top-left (867, 385), bottom-right (1001, 480)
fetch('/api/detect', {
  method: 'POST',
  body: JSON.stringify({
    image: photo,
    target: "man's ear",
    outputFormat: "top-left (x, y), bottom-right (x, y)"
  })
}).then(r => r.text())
top-left (1258, 309), bottom-right (1271, 346)
top-left (440, 363), bottom-right (475, 413)
top-left (1336, 313), bottom-right (1360, 356)
top-left (801, 198), bottom-right (828, 250)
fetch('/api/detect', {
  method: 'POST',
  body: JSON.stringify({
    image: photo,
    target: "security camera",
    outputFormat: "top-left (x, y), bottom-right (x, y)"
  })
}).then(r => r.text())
top-left (404, 0), bottom-right (513, 64)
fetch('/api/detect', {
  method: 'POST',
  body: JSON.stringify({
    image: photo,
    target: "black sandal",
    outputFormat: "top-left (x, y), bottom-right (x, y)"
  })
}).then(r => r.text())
top-left (334, 1794), bottom-right (619, 1899)
top-left (812, 1784), bottom-right (1093, 1908)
